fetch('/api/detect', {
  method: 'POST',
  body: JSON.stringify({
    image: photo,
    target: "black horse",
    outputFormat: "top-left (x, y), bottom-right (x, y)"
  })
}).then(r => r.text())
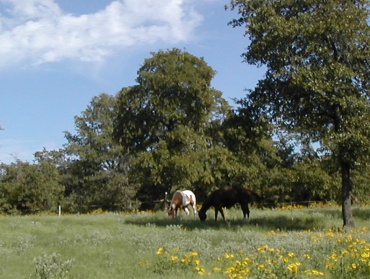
top-left (198, 187), bottom-right (260, 222)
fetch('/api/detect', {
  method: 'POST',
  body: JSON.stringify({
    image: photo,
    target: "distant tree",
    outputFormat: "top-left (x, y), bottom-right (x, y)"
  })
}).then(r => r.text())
top-left (63, 94), bottom-right (135, 212)
top-left (113, 49), bottom-right (236, 208)
top-left (221, 100), bottom-right (277, 200)
top-left (0, 161), bottom-right (64, 214)
top-left (230, 0), bottom-right (370, 227)
top-left (34, 148), bottom-right (70, 169)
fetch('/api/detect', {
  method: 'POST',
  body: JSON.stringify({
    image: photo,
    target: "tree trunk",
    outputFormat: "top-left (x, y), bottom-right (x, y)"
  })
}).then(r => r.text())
top-left (341, 161), bottom-right (355, 228)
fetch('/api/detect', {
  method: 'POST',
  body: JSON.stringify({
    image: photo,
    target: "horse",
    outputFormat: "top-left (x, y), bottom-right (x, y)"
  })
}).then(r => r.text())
top-left (198, 187), bottom-right (260, 222)
top-left (168, 190), bottom-right (197, 220)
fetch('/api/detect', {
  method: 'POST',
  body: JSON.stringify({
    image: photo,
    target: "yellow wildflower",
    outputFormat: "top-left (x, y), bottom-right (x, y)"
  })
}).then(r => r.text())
top-left (213, 267), bottom-right (222, 272)
top-left (225, 253), bottom-right (235, 259)
top-left (361, 252), bottom-right (370, 258)
top-left (312, 270), bottom-right (324, 276)
top-left (257, 245), bottom-right (269, 252)
top-left (196, 266), bottom-right (206, 273)
top-left (305, 269), bottom-right (325, 276)
top-left (288, 262), bottom-right (301, 273)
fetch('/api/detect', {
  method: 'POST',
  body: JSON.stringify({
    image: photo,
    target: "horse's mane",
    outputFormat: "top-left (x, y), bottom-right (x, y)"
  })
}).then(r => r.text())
top-left (199, 194), bottom-right (214, 213)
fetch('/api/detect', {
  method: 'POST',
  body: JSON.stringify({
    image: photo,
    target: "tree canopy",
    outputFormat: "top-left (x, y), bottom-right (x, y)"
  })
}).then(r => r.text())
top-left (113, 48), bottom-right (240, 206)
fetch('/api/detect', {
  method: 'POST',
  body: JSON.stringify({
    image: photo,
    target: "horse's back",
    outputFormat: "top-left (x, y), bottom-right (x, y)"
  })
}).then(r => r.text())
top-left (210, 188), bottom-right (253, 207)
top-left (171, 191), bottom-right (182, 202)
top-left (222, 189), bottom-right (240, 207)
top-left (182, 190), bottom-right (196, 204)
top-left (236, 188), bottom-right (259, 202)
top-left (204, 189), bottom-right (232, 208)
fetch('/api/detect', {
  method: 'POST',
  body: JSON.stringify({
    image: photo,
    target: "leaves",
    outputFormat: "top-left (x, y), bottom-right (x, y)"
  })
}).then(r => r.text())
top-left (0, 161), bottom-right (64, 214)
top-left (113, 49), bottom-right (236, 206)
top-left (230, 0), bottom-right (370, 226)
top-left (230, 0), bottom-right (370, 166)
top-left (62, 93), bottom-right (134, 212)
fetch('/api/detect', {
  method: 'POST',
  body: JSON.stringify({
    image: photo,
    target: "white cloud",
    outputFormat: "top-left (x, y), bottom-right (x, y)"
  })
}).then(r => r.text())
top-left (0, 0), bottom-right (203, 69)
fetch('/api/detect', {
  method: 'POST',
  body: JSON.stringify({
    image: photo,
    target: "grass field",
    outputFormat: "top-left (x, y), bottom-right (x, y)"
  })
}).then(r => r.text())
top-left (1, 205), bottom-right (370, 278)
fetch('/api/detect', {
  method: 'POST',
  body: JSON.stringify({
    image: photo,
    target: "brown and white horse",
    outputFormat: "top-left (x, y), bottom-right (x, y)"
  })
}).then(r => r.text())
top-left (168, 190), bottom-right (197, 220)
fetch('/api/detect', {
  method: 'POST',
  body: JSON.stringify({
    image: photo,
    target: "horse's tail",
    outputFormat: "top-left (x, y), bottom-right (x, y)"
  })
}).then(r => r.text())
top-left (241, 188), bottom-right (261, 203)
top-left (249, 190), bottom-right (263, 208)
top-left (252, 191), bottom-right (261, 202)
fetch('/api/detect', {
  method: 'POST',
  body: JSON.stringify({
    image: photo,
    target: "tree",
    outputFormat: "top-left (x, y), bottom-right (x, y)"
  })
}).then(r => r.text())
top-left (63, 94), bottom-right (134, 212)
top-left (0, 161), bottom-right (64, 214)
top-left (114, 49), bottom-right (235, 207)
top-left (230, 0), bottom-right (370, 227)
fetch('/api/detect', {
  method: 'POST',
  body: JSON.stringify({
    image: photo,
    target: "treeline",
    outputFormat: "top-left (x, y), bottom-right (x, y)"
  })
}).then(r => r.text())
top-left (1, 48), bottom-right (369, 214)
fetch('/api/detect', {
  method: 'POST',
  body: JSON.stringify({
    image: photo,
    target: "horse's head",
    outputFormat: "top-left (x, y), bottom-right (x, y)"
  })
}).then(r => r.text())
top-left (168, 208), bottom-right (174, 219)
top-left (168, 203), bottom-right (176, 219)
top-left (198, 210), bottom-right (207, 221)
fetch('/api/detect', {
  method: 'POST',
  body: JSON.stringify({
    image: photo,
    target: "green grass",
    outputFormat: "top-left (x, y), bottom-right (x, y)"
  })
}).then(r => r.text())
top-left (0, 206), bottom-right (369, 278)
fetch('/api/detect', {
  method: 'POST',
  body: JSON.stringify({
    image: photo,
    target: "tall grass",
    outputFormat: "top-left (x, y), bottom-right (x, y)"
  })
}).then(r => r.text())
top-left (0, 205), bottom-right (369, 278)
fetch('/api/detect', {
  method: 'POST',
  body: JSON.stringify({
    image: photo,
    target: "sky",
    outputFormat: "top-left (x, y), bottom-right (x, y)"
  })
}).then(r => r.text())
top-left (0, 0), bottom-right (265, 164)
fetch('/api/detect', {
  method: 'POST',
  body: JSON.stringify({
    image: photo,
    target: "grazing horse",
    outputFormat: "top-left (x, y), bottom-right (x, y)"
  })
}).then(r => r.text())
top-left (198, 187), bottom-right (260, 222)
top-left (168, 190), bottom-right (197, 220)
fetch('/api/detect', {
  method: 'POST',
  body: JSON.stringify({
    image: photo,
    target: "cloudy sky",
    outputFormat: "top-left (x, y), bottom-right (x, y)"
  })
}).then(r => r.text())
top-left (0, 0), bottom-right (265, 164)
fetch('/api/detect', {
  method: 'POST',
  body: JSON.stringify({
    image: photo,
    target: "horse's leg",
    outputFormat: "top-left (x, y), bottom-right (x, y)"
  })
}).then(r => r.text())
top-left (241, 203), bottom-right (250, 221)
top-left (184, 206), bottom-right (190, 217)
top-left (215, 207), bottom-right (226, 222)
top-left (192, 203), bottom-right (197, 219)
top-left (219, 208), bottom-right (227, 222)
top-left (186, 202), bottom-right (196, 219)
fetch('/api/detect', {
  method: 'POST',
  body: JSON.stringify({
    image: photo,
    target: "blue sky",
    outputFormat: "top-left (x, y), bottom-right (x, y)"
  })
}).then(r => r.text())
top-left (0, 0), bottom-right (265, 164)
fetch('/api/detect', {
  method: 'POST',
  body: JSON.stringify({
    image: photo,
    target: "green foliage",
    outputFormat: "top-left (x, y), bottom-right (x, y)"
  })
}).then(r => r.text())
top-left (229, 0), bottom-right (370, 164)
top-left (62, 93), bottom-right (135, 212)
top-left (33, 253), bottom-right (73, 279)
top-left (0, 161), bottom-right (64, 214)
top-left (113, 48), bottom-right (236, 207)
top-left (291, 158), bottom-right (340, 202)
top-left (229, 0), bottom-right (370, 227)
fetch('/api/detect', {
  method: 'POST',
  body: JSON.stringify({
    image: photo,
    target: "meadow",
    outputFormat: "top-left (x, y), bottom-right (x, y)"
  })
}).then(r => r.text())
top-left (0, 205), bottom-right (369, 279)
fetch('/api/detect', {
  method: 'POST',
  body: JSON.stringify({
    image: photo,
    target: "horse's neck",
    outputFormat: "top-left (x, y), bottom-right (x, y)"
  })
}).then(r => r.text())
top-left (200, 199), bottom-right (212, 212)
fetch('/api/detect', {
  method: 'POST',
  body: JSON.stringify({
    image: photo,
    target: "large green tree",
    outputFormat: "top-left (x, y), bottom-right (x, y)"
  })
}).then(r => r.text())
top-left (63, 94), bottom-right (134, 212)
top-left (230, 0), bottom-right (370, 227)
top-left (113, 49), bottom-right (237, 207)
